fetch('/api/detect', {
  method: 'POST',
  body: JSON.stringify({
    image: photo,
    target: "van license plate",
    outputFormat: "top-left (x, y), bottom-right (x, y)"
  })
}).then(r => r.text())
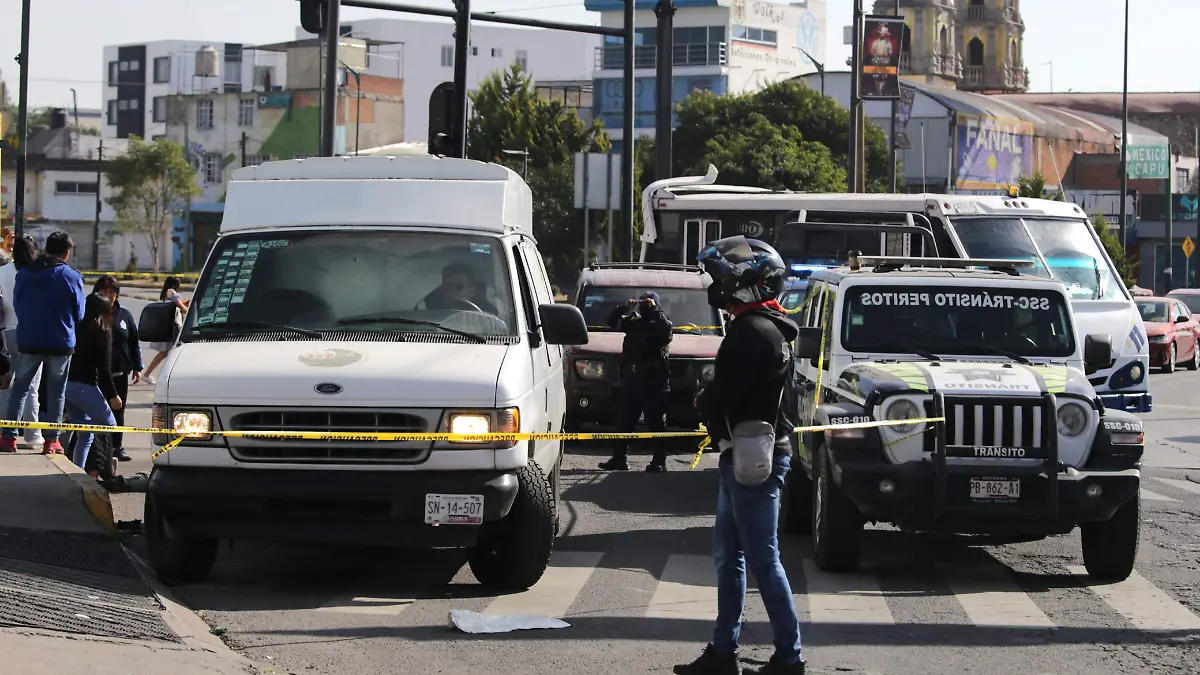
top-left (969, 479), bottom-right (1019, 500)
top-left (425, 494), bottom-right (484, 525)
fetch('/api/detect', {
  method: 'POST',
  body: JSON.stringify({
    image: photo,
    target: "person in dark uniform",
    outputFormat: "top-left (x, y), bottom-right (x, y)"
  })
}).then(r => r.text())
top-left (92, 276), bottom-right (142, 462)
top-left (599, 291), bottom-right (673, 473)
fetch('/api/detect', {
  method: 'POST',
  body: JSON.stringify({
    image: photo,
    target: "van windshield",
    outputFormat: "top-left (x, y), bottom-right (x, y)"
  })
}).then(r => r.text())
top-left (576, 285), bottom-right (721, 335)
top-left (184, 230), bottom-right (520, 342)
top-left (949, 217), bottom-right (1126, 301)
top-left (842, 285), bottom-right (1076, 358)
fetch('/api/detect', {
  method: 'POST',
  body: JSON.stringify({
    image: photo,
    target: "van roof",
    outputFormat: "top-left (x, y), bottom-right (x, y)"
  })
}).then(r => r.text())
top-left (220, 156), bottom-right (533, 237)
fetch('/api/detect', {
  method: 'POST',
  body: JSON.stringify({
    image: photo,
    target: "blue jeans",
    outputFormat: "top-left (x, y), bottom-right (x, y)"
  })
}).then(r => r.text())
top-left (3, 353), bottom-right (70, 443)
top-left (712, 453), bottom-right (803, 663)
top-left (64, 382), bottom-right (116, 469)
top-left (0, 328), bottom-right (42, 443)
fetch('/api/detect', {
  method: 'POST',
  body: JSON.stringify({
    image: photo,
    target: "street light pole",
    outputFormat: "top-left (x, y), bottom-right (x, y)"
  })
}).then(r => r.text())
top-left (1118, 0), bottom-right (1129, 248)
top-left (14, 0), bottom-right (32, 236)
top-left (889, 0), bottom-right (900, 194)
top-left (319, 0), bottom-right (341, 157)
top-left (848, 0), bottom-right (863, 193)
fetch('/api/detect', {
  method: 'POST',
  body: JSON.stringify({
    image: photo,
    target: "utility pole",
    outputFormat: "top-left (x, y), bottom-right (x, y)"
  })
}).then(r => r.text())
top-left (889, 0), bottom-right (900, 193)
top-left (451, 0), bottom-right (471, 158)
top-left (848, 0), bottom-right (863, 193)
top-left (93, 139), bottom-right (102, 269)
top-left (319, 0), bottom-right (341, 157)
top-left (14, 0), bottom-right (32, 236)
top-left (1118, 0), bottom-right (1130, 248)
top-left (1165, 144), bottom-right (1174, 292)
top-left (654, 0), bottom-right (675, 181)
top-left (240, 131), bottom-right (248, 167)
top-left (622, 0), bottom-right (635, 259)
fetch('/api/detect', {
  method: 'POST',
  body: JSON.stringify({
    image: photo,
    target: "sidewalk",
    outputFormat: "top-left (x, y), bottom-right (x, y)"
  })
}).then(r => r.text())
top-left (0, 450), bottom-right (269, 674)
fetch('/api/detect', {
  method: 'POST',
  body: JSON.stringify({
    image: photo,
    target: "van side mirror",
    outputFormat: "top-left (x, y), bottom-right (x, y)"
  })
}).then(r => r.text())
top-left (1084, 334), bottom-right (1112, 370)
top-left (139, 301), bottom-right (180, 344)
top-left (537, 303), bottom-right (589, 346)
top-left (795, 326), bottom-right (823, 360)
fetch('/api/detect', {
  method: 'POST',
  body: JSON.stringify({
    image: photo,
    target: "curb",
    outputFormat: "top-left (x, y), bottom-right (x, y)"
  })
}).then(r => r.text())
top-left (46, 454), bottom-right (117, 536)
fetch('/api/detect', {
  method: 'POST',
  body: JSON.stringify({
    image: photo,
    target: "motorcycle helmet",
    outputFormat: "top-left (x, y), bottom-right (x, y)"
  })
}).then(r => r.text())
top-left (696, 235), bottom-right (787, 309)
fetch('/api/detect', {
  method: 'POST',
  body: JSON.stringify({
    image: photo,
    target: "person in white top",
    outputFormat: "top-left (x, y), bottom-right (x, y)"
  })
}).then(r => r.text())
top-left (0, 229), bottom-right (44, 448)
top-left (141, 276), bottom-right (189, 385)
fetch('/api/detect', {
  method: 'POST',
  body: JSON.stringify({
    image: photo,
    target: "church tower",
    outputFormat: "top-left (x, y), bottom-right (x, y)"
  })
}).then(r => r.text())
top-left (955, 0), bottom-right (1028, 93)
top-left (873, 0), bottom-right (963, 90)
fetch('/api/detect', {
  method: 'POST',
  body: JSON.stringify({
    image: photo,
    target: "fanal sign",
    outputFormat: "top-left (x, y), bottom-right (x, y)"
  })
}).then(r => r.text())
top-left (954, 113), bottom-right (1035, 190)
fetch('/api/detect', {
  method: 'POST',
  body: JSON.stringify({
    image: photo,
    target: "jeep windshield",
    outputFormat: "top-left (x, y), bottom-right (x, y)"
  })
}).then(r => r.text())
top-left (182, 230), bottom-right (520, 343)
top-left (843, 285), bottom-right (1075, 358)
top-left (948, 217), bottom-right (1126, 301)
top-left (576, 285), bottom-right (722, 335)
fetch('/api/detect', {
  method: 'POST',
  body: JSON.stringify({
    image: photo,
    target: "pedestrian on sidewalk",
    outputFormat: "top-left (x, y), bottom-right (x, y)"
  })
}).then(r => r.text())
top-left (141, 276), bottom-right (188, 385)
top-left (1, 232), bottom-right (86, 455)
top-left (64, 292), bottom-right (122, 473)
top-left (676, 236), bottom-right (804, 675)
top-left (0, 231), bottom-right (45, 450)
top-left (93, 276), bottom-right (141, 462)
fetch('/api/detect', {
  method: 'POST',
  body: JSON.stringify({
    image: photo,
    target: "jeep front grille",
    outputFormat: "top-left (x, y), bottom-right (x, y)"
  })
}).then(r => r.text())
top-left (924, 398), bottom-right (1044, 449)
top-left (220, 407), bottom-right (434, 463)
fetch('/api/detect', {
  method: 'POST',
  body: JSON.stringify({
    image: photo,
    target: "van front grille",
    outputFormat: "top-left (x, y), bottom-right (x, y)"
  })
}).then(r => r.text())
top-left (220, 407), bottom-right (435, 464)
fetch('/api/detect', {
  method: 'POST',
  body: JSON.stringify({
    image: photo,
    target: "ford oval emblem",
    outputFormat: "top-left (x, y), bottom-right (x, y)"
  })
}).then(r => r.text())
top-left (314, 383), bottom-right (343, 395)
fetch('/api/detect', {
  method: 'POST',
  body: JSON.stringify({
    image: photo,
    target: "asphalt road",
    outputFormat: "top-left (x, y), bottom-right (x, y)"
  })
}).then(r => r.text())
top-left (109, 296), bottom-right (1200, 675)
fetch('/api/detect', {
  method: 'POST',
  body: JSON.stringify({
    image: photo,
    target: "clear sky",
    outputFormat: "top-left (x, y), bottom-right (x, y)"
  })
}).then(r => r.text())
top-left (0, 0), bottom-right (1194, 111)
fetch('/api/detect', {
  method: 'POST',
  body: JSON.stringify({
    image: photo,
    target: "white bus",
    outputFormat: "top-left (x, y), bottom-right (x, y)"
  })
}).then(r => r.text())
top-left (638, 166), bottom-right (1152, 413)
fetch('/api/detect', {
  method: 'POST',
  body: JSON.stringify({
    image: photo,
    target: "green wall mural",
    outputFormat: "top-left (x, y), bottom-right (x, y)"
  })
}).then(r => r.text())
top-left (258, 105), bottom-right (321, 161)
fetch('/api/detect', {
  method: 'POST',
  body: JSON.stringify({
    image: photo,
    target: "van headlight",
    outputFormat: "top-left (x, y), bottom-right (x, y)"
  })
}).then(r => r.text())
top-left (884, 399), bottom-right (922, 434)
top-left (172, 410), bottom-right (212, 441)
top-left (445, 408), bottom-right (519, 447)
top-left (574, 359), bottom-right (606, 379)
top-left (1057, 403), bottom-right (1089, 437)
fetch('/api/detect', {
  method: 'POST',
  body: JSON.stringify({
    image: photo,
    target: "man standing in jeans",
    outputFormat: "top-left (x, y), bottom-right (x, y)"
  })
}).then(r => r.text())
top-left (676, 236), bottom-right (804, 675)
top-left (1, 232), bottom-right (86, 455)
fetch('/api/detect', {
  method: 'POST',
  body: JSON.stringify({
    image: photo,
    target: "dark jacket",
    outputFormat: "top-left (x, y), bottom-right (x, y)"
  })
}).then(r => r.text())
top-left (14, 255), bottom-right (86, 355)
top-left (110, 303), bottom-right (143, 374)
top-left (606, 302), bottom-right (673, 378)
top-left (0, 329), bottom-right (10, 376)
top-left (67, 324), bottom-right (118, 401)
top-left (696, 305), bottom-right (799, 458)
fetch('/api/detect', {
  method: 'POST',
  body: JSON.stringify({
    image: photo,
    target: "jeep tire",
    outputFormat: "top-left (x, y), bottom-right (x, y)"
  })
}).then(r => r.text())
top-left (468, 461), bottom-right (556, 590)
top-left (812, 445), bottom-right (864, 572)
top-left (780, 437), bottom-right (813, 534)
top-left (144, 487), bottom-right (218, 585)
top-left (1080, 491), bottom-right (1140, 581)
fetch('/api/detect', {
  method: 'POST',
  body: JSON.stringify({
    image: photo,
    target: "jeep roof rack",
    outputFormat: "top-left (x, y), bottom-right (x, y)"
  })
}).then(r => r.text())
top-left (853, 256), bottom-right (1036, 275)
top-left (586, 261), bottom-right (702, 272)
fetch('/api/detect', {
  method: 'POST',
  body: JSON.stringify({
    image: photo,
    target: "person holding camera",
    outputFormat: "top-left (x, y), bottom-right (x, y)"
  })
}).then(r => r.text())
top-left (599, 291), bottom-right (673, 473)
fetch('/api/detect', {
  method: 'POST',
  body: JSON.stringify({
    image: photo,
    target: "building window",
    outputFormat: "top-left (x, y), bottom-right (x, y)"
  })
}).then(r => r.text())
top-left (491, 48), bottom-right (502, 57)
top-left (128, 98), bottom-right (139, 110)
top-left (1177, 167), bottom-right (1190, 188)
top-left (129, 59), bottom-right (140, 71)
top-left (197, 99), bottom-right (214, 129)
top-left (731, 25), bottom-right (777, 47)
top-left (106, 100), bottom-right (117, 125)
top-left (238, 98), bottom-right (255, 127)
top-left (55, 181), bottom-right (99, 195)
top-left (471, 46), bottom-right (479, 56)
top-left (152, 96), bottom-right (166, 123)
top-left (515, 49), bottom-right (528, 70)
top-left (244, 155), bottom-right (268, 167)
top-left (118, 100), bottom-right (129, 111)
top-left (107, 61), bottom-right (118, 85)
top-left (204, 153), bottom-right (222, 184)
top-left (441, 45), bottom-right (453, 67)
top-left (152, 134), bottom-right (166, 141)
top-left (153, 56), bottom-right (170, 83)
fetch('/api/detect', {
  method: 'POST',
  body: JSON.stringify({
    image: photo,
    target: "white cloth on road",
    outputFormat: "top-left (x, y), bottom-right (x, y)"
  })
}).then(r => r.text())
top-left (448, 609), bottom-right (570, 633)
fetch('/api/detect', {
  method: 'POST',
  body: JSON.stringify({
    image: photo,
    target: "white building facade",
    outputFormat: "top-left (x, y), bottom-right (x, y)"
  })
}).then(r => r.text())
top-left (101, 39), bottom-right (288, 141)
top-left (298, 18), bottom-right (600, 143)
top-left (586, 0), bottom-right (827, 152)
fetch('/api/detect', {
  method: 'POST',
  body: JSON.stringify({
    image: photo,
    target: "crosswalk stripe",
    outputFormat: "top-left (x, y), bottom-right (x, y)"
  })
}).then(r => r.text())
top-left (315, 593), bottom-right (418, 615)
top-left (938, 564), bottom-right (1054, 629)
top-left (1149, 477), bottom-right (1200, 496)
top-left (1140, 488), bottom-right (1181, 502)
top-left (645, 554), bottom-right (718, 621)
top-left (1069, 567), bottom-right (1200, 632)
top-left (482, 551), bottom-right (603, 618)
top-left (802, 560), bottom-right (895, 625)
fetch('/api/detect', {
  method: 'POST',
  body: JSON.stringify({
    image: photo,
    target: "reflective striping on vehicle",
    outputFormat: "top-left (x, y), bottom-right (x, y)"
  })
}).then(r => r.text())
top-left (1068, 567), bottom-right (1200, 632)
top-left (802, 559), bottom-right (895, 625)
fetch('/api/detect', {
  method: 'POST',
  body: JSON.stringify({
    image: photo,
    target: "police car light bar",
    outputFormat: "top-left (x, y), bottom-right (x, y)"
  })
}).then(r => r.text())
top-left (857, 256), bottom-right (1037, 270)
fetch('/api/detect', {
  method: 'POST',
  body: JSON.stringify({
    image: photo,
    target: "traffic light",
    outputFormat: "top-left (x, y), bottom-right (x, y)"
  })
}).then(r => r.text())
top-left (300, 0), bottom-right (325, 34)
top-left (428, 82), bottom-right (456, 155)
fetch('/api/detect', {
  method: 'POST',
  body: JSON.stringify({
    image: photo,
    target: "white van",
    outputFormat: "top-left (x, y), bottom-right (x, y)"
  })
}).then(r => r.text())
top-left (137, 155), bottom-right (589, 590)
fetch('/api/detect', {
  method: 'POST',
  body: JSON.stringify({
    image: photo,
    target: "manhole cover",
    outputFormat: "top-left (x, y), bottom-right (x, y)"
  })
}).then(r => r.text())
top-left (0, 527), bottom-right (140, 578)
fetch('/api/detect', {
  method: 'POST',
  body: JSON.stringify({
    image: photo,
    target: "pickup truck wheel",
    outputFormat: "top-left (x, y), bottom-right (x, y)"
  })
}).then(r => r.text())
top-left (468, 461), bottom-right (556, 590)
top-left (811, 446), bottom-right (863, 572)
top-left (1081, 491), bottom-right (1140, 581)
top-left (144, 489), bottom-right (217, 585)
top-left (780, 449), bottom-right (813, 534)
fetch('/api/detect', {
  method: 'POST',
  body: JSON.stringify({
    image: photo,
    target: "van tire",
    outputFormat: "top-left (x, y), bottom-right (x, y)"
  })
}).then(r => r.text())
top-left (812, 445), bottom-right (863, 572)
top-left (144, 489), bottom-right (218, 585)
top-left (468, 461), bottom-right (556, 590)
top-left (1081, 491), bottom-right (1140, 581)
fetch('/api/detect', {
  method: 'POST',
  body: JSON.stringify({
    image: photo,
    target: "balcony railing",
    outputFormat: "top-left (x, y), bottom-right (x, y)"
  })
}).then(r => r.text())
top-left (899, 53), bottom-right (912, 72)
top-left (966, 5), bottom-right (986, 21)
top-left (595, 42), bottom-right (728, 70)
top-left (964, 65), bottom-right (984, 86)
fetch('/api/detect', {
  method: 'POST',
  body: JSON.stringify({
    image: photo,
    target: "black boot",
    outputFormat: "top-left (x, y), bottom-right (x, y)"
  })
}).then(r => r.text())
top-left (599, 457), bottom-right (629, 471)
top-left (646, 456), bottom-right (667, 472)
top-left (752, 656), bottom-right (806, 675)
top-left (673, 644), bottom-right (740, 675)
top-left (115, 448), bottom-right (132, 462)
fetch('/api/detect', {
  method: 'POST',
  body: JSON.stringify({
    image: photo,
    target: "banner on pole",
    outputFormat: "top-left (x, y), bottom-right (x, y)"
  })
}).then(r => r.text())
top-left (860, 15), bottom-right (904, 101)
top-left (893, 82), bottom-right (916, 149)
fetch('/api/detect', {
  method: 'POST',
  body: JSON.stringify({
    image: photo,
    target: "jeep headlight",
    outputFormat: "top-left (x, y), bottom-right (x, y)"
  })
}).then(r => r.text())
top-left (574, 359), bottom-right (606, 379)
top-left (884, 399), bottom-right (922, 434)
top-left (1057, 402), bottom-right (1089, 437)
top-left (699, 362), bottom-right (715, 382)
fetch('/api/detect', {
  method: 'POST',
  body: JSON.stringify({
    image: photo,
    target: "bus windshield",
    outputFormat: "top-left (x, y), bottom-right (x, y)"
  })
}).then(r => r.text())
top-left (948, 217), bottom-right (1126, 301)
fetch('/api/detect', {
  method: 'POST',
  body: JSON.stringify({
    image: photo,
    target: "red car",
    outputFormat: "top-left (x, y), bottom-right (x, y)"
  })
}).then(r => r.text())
top-left (1136, 296), bottom-right (1200, 372)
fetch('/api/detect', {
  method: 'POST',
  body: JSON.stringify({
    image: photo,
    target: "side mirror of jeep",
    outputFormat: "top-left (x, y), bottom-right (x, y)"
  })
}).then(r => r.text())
top-left (795, 326), bottom-right (823, 360)
top-left (139, 301), bottom-right (180, 344)
top-left (538, 303), bottom-right (589, 346)
top-left (1084, 334), bottom-right (1113, 370)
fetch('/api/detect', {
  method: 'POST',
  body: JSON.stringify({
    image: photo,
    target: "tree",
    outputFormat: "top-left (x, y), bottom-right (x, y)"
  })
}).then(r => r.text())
top-left (467, 65), bottom-right (611, 282)
top-left (105, 136), bottom-right (199, 273)
top-left (663, 80), bottom-right (891, 192)
top-left (1012, 171), bottom-right (1062, 200)
top-left (1090, 212), bottom-right (1138, 287)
